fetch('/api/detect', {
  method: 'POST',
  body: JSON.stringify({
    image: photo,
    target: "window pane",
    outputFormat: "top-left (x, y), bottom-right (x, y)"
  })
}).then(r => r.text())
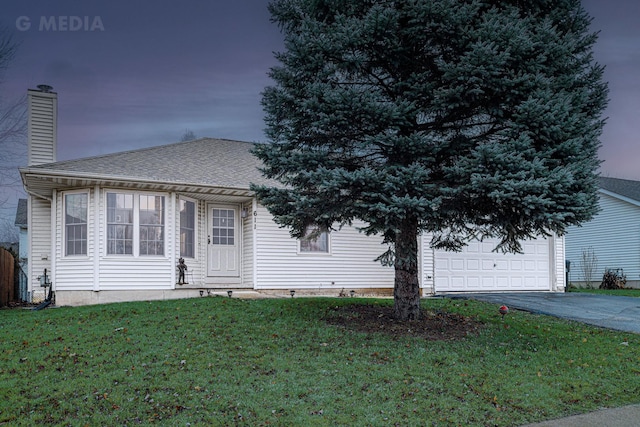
top-left (211, 208), bottom-right (235, 246)
top-left (181, 200), bottom-right (196, 257)
top-left (139, 195), bottom-right (165, 256)
top-left (65, 193), bottom-right (88, 256)
top-left (107, 193), bottom-right (134, 255)
top-left (140, 225), bottom-right (164, 256)
top-left (300, 227), bottom-right (329, 253)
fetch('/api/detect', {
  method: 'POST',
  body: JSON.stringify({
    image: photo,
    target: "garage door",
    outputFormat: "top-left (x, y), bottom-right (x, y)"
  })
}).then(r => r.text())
top-left (434, 238), bottom-right (551, 292)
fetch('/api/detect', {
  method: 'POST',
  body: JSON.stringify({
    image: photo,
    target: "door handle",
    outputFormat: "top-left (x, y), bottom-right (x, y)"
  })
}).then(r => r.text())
top-left (208, 235), bottom-right (211, 244)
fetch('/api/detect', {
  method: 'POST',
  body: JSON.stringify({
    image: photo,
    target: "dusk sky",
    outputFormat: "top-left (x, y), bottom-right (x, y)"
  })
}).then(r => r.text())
top-left (1, 0), bottom-right (639, 233)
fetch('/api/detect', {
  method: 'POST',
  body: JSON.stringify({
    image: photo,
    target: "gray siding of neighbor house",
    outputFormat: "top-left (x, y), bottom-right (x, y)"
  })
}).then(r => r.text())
top-left (565, 192), bottom-right (640, 285)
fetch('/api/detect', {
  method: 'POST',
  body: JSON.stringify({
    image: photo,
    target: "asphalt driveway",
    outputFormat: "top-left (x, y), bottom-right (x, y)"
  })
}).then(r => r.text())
top-left (451, 292), bottom-right (640, 334)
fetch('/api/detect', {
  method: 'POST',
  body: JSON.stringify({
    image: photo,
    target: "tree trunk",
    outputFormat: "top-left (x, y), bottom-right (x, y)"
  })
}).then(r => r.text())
top-left (393, 217), bottom-right (420, 321)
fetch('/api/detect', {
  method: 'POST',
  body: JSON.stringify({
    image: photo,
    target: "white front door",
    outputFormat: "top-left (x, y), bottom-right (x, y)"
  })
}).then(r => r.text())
top-left (207, 205), bottom-right (240, 277)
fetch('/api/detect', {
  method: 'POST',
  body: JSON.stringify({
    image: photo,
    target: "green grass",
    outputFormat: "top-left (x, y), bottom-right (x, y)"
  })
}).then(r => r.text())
top-left (1, 297), bottom-right (639, 426)
top-left (568, 287), bottom-right (640, 297)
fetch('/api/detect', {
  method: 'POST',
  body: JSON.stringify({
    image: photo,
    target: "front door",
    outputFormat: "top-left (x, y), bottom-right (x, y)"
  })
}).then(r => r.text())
top-left (207, 205), bottom-right (240, 278)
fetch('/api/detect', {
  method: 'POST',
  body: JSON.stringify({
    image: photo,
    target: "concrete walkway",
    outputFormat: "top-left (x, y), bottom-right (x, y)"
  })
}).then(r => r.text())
top-left (452, 292), bottom-right (640, 426)
top-left (521, 404), bottom-right (640, 427)
top-left (451, 292), bottom-right (640, 334)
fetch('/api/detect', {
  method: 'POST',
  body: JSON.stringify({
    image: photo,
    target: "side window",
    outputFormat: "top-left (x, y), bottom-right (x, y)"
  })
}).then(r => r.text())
top-left (180, 199), bottom-right (195, 258)
top-left (139, 195), bottom-right (165, 256)
top-left (300, 226), bottom-right (329, 253)
top-left (65, 193), bottom-right (88, 256)
top-left (106, 193), bottom-right (133, 255)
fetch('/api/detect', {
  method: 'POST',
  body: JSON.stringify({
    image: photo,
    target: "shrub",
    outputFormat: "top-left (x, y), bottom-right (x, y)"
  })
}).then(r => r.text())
top-left (600, 269), bottom-right (627, 290)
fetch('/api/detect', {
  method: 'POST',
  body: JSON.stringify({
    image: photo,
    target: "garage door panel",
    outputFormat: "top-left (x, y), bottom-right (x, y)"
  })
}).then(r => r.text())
top-left (434, 237), bottom-right (551, 292)
top-left (481, 259), bottom-right (494, 270)
top-left (466, 242), bottom-right (480, 253)
top-left (451, 259), bottom-right (465, 270)
top-left (495, 260), bottom-right (508, 270)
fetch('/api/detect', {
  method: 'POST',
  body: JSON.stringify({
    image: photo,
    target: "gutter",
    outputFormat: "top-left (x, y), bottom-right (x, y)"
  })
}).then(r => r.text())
top-left (19, 168), bottom-right (258, 194)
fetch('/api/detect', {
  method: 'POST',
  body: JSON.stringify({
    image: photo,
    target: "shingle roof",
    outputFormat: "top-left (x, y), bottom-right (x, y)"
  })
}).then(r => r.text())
top-left (14, 198), bottom-right (27, 227)
top-left (599, 177), bottom-right (640, 203)
top-left (24, 138), bottom-right (272, 189)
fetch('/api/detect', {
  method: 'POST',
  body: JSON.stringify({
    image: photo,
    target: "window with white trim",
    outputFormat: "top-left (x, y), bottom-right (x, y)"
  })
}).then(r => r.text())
top-left (299, 226), bottom-right (329, 253)
top-left (107, 193), bottom-right (133, 255)
top-left (139, 195), bottom-right (165, 256)
top-left (106, 192), bottom-right (165, 256)
top-left (64, 192), bottom-right (88, 256)
top-left (212, 208), bottom-right (235, 245)
top-left (180, 199), bottom-right (195, 258)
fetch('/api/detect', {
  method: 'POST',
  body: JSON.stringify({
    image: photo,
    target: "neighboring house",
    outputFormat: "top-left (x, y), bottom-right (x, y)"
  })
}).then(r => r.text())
top-left (565, 177), bottom-right (640, 288)
top-left (0, 242), bottom-right (18, 253)
top-left (14, 198), bottom-right (28, 263)
top-left (20, 86), bottom-right (565, 306)
top-left (14, 198), bottom-right (29, 301)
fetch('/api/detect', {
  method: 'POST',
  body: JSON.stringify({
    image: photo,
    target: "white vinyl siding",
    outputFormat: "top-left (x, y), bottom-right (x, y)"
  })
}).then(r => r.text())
top-left (241, 201), bottom-right (254, 288)
top-left (565, 192), bottom-right (640, 284)
top-left (254, 204), bottom-right (394, 289)
top-left (553, 234), bottom-right (565, 291)
top-left (29, 196), bottom-right (53, 295)
top-left (27, 90), bottom-right (57, 166)
top-left (55, 190), bottom-right (95, 291)
top-left (97, 258), bottom-right (173, 290)
top-left (420, 233), bottom-right (435, 293)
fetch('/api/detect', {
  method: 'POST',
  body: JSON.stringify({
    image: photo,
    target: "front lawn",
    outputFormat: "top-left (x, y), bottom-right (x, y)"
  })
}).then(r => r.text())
top-left (1, 297), bottom-right (638, 426)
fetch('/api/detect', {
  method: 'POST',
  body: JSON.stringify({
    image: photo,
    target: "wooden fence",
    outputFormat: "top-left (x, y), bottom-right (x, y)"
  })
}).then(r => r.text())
top-left (0, 247), bottom-right (16, 307)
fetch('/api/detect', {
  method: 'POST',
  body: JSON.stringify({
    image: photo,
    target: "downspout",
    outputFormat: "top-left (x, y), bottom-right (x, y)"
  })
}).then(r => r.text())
top-left (50, 189), bottom-right (57, 303)
top-left (550, 235), bottom-right (557, 292)
top-left (27, 197), bottom-right (32, 302)
top-left (170, 192), bottom-right (176, 288)
top-left (93, 185), bottom-right (100, 292)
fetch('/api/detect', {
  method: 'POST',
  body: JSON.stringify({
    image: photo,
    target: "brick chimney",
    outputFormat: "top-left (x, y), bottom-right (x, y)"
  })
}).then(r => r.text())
top-left (27, 84), bottom-right (57, 166)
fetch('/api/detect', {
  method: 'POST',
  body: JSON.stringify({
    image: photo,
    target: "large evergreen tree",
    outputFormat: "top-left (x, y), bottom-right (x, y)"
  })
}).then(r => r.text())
top-left (252, 0), bottom-right (608, 320)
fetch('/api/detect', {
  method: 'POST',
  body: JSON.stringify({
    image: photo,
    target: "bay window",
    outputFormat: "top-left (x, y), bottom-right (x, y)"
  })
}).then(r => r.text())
top-left (107, 192), bottom-right (165, 256)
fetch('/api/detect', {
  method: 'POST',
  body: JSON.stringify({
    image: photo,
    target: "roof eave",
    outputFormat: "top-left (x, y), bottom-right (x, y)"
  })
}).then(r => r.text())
top-left (598, 188), bottom-right (640, 208)
top-left (20, 168), bottom-right (256, 197)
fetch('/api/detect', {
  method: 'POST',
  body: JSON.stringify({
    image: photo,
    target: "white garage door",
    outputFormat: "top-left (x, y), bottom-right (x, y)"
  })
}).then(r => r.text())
top-left (434, 238), bottom-right (551, 292)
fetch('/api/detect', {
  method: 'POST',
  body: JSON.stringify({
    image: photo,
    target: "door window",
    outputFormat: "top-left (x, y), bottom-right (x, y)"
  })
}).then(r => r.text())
top-left (212, 209), bottom-right (235, 245)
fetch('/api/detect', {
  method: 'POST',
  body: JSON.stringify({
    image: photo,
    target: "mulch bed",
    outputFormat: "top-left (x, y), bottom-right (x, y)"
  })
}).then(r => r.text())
top-left (325, 304), bottom-right (484, 341)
